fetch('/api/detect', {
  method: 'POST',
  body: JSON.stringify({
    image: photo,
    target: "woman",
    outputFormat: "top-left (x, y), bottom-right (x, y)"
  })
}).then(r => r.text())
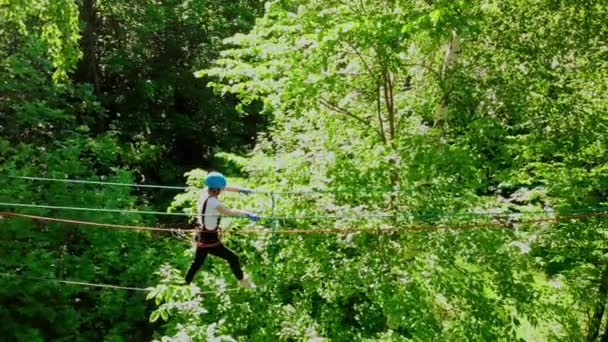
top-left (184, 171), bottom-right (260, 288)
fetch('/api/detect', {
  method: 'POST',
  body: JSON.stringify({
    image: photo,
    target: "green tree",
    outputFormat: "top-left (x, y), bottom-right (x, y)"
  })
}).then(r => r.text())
top-left (148, 0), bottom-right (608, 340)
top-left (76, 0), bottom-right (268, 188)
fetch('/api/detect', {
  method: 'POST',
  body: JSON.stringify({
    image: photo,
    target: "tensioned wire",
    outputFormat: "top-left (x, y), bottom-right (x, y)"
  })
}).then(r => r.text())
top-left (0, 272), bottom-right (148, 291)
top-left (0, 272), bottom-right (242, 294)
top-left (2, 210), bottom-right (607, 235)
top-left (2, 211), bottom-right (607, 294)
top-left (0, 202), bottom-right (195, 217)
top-left (8, 175), bottom-right (434, 194)
top-left (10, 175), bottom-right (595, 195)
top-left (9, 175), bottom-right (598, 197)
top-left (1, 201), bottom-right (607, 221)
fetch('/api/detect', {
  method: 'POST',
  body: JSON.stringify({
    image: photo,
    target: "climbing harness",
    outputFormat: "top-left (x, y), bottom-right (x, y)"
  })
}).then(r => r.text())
top-left (195, 196), bottom-right (223, 248)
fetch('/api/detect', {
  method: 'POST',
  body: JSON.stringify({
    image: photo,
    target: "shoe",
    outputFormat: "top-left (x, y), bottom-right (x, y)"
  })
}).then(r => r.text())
top-left (238, 276), bottom-right (256, 289)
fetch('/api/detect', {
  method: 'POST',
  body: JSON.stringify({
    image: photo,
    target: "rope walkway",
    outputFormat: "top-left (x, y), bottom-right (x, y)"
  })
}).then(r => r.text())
top-left (4, 175), bottom-right (605, 297)
top-left (2, 210), bottom-right (606, 235)
top-left (1, 211), bottom-right (606, 294)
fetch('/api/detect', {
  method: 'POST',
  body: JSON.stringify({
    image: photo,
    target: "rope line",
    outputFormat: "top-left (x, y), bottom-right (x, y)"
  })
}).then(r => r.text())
top-left (0, 272), bottom-right (241, 294)
top-left (2, 210), bottom-right (606, 235)
top-left (1, 212), bottom-right (186, 232)
top-left (0, 272), bottom-right (147, 291)
top-left (11, 176), bottom-right (190, 190)
top-left (9, 175), bottom-right (414, 194)
top-left (1, 201), bottom-right (607, 220)
top-left (0, 201), bottom-right (391, 219)
top-left (0, 202), bottom-right (194, 217)
top-left (2, 211), bottom-right (607, 293)
top-left (9, 175), bottom-right (603, 195)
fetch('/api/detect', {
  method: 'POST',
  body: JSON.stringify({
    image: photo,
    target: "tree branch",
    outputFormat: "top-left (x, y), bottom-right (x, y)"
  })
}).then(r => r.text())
top-left (381, 65), bottom-right (396, 143)
top-left (376, 81), bottom-right (387, 144)
top-left (318, 98), bottom-right (385, 141)
top-left (342, 40), bottom-right (376, 79)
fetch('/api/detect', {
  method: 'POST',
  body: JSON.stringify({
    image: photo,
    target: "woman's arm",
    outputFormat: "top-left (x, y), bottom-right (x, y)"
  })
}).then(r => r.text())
top-left (216, 204), bottom-right (260, 222)
top-left (216, 204), bottom-right (248, 217)
top-left (224, 186), bottom-right (254, 194)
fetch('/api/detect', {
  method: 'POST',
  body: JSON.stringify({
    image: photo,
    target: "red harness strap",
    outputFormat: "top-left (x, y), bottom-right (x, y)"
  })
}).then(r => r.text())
top-left (196, 241), bottom-right (221, 248)
top-left (195, 227), bottom-right (222, 248)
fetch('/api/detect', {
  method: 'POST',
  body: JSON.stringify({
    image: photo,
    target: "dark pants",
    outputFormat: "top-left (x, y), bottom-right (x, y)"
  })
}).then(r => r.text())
top-left (184, 243), bottom-right (244, 283)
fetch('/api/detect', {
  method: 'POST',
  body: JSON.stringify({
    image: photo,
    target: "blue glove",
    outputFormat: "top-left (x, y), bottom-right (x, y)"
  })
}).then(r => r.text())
top-left (239, 188), bottom-right (254, 195)
top-left (246, 213), bottom-right (260, 222)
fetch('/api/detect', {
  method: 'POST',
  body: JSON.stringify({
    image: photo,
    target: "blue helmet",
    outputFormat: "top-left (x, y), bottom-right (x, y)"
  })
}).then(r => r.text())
top-left (204, 171), bottom-right (227, 189)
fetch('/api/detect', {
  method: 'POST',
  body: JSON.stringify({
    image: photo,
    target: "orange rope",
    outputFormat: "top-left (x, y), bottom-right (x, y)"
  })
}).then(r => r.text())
top-left (0, 212), bottom-right (179, 232)
top-left (1, 210), bottom-right (606, 235)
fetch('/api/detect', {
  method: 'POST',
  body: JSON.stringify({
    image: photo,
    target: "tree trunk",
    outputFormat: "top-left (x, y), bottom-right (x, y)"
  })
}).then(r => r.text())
top-left (434, 30), bottom-right (460, 130)
top-left (76, 0), bottom-right (100, 92)
top-left (381, 65), bottom-right (398, 210)
top-left (601, 319), bottom-right (608, 342)
top-left (588, 263), bottom-right (608, 341)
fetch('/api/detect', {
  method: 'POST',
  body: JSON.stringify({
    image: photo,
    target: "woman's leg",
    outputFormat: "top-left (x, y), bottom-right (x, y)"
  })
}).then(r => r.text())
top-left (209, 244), bottom-right (244, 280)
top-left (185, 247), bottom-right (209, 283)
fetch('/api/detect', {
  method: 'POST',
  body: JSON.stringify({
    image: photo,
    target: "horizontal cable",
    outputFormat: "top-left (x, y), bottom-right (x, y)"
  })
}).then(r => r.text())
top-left (1, 211), bottom-right (189, 232)
top-left (0, 272), bottom-right (240, 295)
top-left (10, 175), bottom-right (414, 194)
top-left (0, 202), bottom-right (193, 217)
top-left (1, 201), bottom-right (607, 221)
top-left (251, 207), bottom-right (608, 220)
top-left (10, 175), bottom-right (602, 196)
top-left (271, 187), bottom-right (413, 195)
top-left (11, 176), bottom-right (190, 190)
top-left (0, 272), bottom-right (147, 291)
top-left (0, 201), bottom-right (394, 219)
top-left (2, 210), bottom-right (606, 235)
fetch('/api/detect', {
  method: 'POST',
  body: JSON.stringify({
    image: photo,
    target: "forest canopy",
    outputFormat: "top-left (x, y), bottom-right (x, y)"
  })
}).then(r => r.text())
top-left (1, 0), bottom-right (607, 341)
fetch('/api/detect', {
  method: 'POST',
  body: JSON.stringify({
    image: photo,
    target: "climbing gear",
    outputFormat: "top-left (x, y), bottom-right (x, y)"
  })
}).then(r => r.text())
top-left (246, 212), bottom-right (261, 222)
top-left (195, 197), bottom-right (222, 248)
top-left (186, 195), bottom-right (248, 283)
top-left (204, 172), bottom-right (227, 189)
top-left (195, 235), bottom-right (221, 248)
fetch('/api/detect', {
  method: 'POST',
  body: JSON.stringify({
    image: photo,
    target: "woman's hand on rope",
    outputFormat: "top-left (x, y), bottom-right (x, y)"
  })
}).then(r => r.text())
top-left (238, 188), bottom-right (254, 195)
top-left (245, 212), bottom-right (260, 222)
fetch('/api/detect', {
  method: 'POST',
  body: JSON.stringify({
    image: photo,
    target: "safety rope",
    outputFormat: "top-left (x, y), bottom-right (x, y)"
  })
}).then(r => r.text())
top-left (11, 176), bottom-right (190, 190)
top-left (0, 272), bottom-right (241, 294)
top-left (0, 202), bottom-right (194, 217)
top-left (3, 201), bottom-right (606, 220)
top-left (1, 212), bottom-right (186, 231)
top-left (2, 211), bottom-right (606, 294)
top-left (0, 201), bottom-right (400, 219)
top-left (11, 174), bottom-right (592, 195)
top-left (9, 175), bottom-right (414, 194)
top-left (0, 272), bottom-right (147, 291)
top-left (1, 210), bottom-right (606, 235)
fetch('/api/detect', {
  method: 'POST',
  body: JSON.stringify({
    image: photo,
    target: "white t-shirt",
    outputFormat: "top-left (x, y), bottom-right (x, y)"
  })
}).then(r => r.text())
top-left (197, 195), bottom-right (221, 230)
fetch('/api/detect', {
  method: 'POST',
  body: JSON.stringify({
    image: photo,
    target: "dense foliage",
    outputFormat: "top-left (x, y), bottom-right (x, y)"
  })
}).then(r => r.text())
top-left (1, 0), bottom-right (264, 340)
top-left (1, 0), bottom-right (608, 340)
